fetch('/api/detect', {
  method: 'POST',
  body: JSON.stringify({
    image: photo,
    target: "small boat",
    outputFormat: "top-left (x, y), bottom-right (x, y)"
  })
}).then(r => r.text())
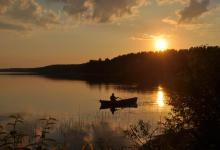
top-left (100, 97), bottom-right (138, 109)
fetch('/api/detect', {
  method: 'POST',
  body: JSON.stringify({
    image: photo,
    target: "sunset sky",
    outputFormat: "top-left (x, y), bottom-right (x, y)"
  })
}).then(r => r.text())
top-left (0, 0), bottom-right (220, 67)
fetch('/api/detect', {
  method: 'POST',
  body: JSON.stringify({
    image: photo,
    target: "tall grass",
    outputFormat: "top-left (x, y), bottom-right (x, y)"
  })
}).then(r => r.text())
top-left (0, 114), bottom-right (58, 150)
top-left (0, 114), bottom-right (141, 150)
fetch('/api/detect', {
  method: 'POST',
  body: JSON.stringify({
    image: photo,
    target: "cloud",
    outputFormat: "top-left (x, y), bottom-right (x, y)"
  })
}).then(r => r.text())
top-left (130, 33), bottom-right (153, 41)
top-left (60, 0), bottom-right (147, 23)
top-left (162, 17), bottom-right (213, 31)
top-left (0, 0), bottom-right (60, 32)
top-left (156, 0), bottom-right (188, 5)
top-left (8, 0), bottom-right (59, 26)
top-left (63, 0), bottom-right (93, 20)
top-left (162, 17), bottom-right (178, 25)
top-left (0, 0), bottom-right (13, 14)
top-left (0, 21), bottom-right (30, 31)
top-left (91, 0), bottom-right (146, 23)
top-left (131, 33), bottom-right (171, 41)
top-left (178, 0), bottom-right (210, 23)
top-left (0, 0), bottom-right (147, 32)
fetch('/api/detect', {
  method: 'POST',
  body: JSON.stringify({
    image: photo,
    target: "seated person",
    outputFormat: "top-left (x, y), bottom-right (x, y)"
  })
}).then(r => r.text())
top-left (110, 93), bottom-right (118, 102)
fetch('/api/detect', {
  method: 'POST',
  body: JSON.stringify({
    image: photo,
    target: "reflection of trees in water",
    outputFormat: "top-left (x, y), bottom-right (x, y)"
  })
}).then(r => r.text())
top-left (125, 85), bottom-right (220, 149)
top-left (161, 86), bottom-right (220, 149)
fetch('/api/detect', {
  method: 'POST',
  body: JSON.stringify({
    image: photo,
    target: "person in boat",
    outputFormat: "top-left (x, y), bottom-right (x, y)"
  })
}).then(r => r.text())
top-left (110, 93), bottom-right (119, 102)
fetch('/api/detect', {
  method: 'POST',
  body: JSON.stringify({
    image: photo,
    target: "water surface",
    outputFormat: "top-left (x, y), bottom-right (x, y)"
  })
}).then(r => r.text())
top-left (0, 75), bottom-right (171, 127)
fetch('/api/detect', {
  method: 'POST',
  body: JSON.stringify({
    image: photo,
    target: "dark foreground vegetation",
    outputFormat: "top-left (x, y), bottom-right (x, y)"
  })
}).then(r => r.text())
top-left (0, 115), bottom-right (58, 150)
top-left (126, 84), bottom-right (220, 149)
top-left (1, 46), bottom-right (220, 149)
top-left (123, 47), bottom-right (220, 149)
top-left (0, 115), bottom-right (137, 150)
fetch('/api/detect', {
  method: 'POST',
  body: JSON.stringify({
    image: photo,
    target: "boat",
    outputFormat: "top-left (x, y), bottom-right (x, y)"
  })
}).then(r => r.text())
top-left (100, 97), bottom-right (138, 109)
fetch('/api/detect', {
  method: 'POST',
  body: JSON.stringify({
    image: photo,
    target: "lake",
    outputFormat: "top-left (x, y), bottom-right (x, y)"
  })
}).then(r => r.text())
top-left (0, 74), bottom-right (171, 128)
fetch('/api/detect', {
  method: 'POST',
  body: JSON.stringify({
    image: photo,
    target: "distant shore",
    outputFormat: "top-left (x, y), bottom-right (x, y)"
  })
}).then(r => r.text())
top-left (1, 46), bottom-right (220, 87)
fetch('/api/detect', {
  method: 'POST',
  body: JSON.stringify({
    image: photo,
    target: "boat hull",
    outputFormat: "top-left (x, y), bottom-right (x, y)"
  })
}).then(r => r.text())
top-left (100, 97), bottom-right (138, 109)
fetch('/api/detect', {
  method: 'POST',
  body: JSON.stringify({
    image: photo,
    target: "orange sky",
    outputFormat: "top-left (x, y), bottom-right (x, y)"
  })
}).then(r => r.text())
top-left (0, 0), bottom-right (220, 67)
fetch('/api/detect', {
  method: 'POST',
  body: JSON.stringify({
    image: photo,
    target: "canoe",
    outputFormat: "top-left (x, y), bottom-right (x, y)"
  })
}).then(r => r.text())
top-left (100, 97), bottom-right (138, 109)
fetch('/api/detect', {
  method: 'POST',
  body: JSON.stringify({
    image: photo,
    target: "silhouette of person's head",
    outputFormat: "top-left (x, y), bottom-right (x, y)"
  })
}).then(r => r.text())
top-left (112, 93), bottom-right (114, 96)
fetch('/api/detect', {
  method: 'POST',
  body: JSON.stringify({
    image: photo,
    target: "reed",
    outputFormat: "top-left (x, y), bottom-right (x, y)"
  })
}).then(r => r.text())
top-left (0, 114), bottom-right (139, 150)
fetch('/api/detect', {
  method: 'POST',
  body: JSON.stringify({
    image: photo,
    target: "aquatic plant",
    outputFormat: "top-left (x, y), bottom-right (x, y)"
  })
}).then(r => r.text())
top-left (27, 117), bottom-right (57, 150)
top-left (124, 120), bottom-right (159, 149)
top-left (0, 115), bottom-right (58, 150)
top-left (0, 114), bottom-right (29, 149)
top-left (1, 114), bottom-right (135, 150)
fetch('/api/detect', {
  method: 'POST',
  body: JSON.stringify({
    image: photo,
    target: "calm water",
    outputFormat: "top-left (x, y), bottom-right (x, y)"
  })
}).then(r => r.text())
top-left (0, 75), bottom-right (171, 127)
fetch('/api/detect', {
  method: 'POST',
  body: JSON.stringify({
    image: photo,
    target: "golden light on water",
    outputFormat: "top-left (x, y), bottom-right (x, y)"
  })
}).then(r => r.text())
top-left (157, 89), bottom-right (165, 107)
top-left (154, 38), bottom-right (168, 51)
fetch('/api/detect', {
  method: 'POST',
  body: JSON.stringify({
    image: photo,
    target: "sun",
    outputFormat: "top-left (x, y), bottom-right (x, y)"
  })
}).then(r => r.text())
top-left (154, 38), bottom-right (168, 51)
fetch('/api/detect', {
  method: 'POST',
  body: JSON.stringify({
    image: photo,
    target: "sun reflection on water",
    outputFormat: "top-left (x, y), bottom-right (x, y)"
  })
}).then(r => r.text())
top-left (157, 88), bottom-right (165, 107)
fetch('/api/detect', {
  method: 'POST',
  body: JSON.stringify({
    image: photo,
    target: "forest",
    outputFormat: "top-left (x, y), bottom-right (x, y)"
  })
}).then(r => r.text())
top-left (1, 46), bottom-right (220, 86)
